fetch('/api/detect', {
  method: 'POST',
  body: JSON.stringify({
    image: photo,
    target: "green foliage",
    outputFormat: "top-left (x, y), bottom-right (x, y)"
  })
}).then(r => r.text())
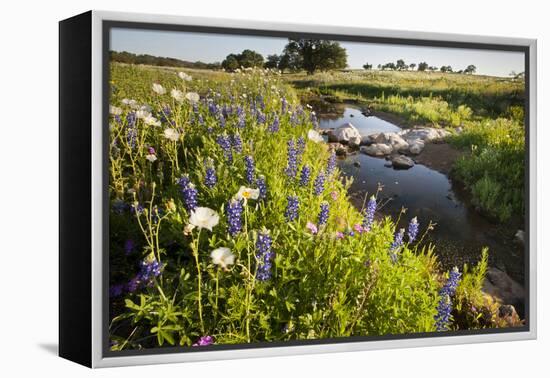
top-left (283, 39), bottom-right (348, 74)
top-left (107, 63), bottom-right (475, 350)
top-left (222, 49), bottom-right (264, 71)
top-left (109, 50), bottom-right (221, 70)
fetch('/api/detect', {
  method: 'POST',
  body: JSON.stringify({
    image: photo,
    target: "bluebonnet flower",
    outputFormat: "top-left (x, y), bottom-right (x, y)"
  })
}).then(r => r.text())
top-left (219, 114), bottom-right (226, 128)
top-left (313, 172), bottom-right (325, 196)
top-left (256, 110), bottom-right (266, 124)
top-left (290, 111), bottom-right (299, 126)
top-left (408, 217), bottom-right (419, 243)
top-left (208, 101), bottom-right (218, 115)
top-left (268, 115), bottom-right (280, 133)
top-left (193, 335), bottom-right (214, 347)
top-left (281, 97), bottom-right (288, 113)
top-left (109, 283), bottom-right (125, 297)
top-left (255, 230), bottom-right (274, 281)
top-left (257, 175), bottom-right (267, 200)
top-left (160, 105), bottom-right (173, 125)
top-left (124, 239), bottom-right (136, 255)
top-left (435, 267), bottom-right (462, 331)
top-left (318, 202), bottom-right (329, 226)
top-left (131, 203), bottom-right (144, 216)
top-left (231, 134), bottom-right (243, 153)
top-left (126, 111), bottom-right (136, 128)
top-left (244, 155), bottom-right (255, 184)
top-left (216, 135), bottom-right (233, 164)
top-left (310, 112), bottom-right (319, 128)
top-left (192, 102), bottom-right (199, 113)
top-left (236, 106), bottom-right (245, 118)
top-left (326, 150), bottom-right (336, 176)
top-left (284, 139), bottom-right (298, 178)
top-left (204, 158), bottom-right (217, 188)
top-left (362, 196), bottom-right (377, 231)
top-left (299, 165), bottom-right (311, 186)
top-left (198, 114), bottom-right (204, 126)
top-left (285, 195), bottom-right (299, 221)
top-left (126, 277), bottom-right (140, 293)
top-left (237, 114), bottom-right (246, 128)
top-left (389, 228), bottom-right (405, 263)
top-left (178, 175), bottom-right (198, 212)
top-left (126, 127), bottom-right (137, 149)
top-left (137, 257), bottom-right (163, 287)
top-left (390, 228), bottom-right (405, 251)
top-left (227, 199), bottom-right (244, 237)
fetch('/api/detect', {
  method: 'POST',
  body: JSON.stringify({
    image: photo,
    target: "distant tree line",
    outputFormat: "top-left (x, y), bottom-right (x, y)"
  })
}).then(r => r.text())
top-left (110, 51), bottom-right (221, 70)
top-left (222, 39), bottom-right (348, 74)
top-left (364, 59), bottom-right (477, 74)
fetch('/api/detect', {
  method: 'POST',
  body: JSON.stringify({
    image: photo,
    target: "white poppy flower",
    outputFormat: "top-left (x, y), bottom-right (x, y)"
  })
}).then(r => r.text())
top-left (144, 115), bottom-right (161, 127)
top-left (189, 207), bottom-right (220, 231)
top-left (121, 98), bottom-right (138, 108)
top-left (140, 104), bottom-right (152, 112)
top-left (171, 88), bottom-right (185, 103)
top-left (185, 92), bottom-right (200, 103)
top-left (152, 83), bottom-right (166, 95)
top-left (136, 110), bottom-right (151, 119)
top-left (234, 186), bottom-right (260, 202)
top-left (145, 154), bottom-right (157, 162)
top-left (210, 247), bottom-right (235, 269)
top-left (109, 105), bottom-right (122, 115)
top-left (163, 128), bottom-right (180, 141)
top-left (178, 71), bottom-right (192, 81)
top-left (307, 129), bottom-right (324, 143)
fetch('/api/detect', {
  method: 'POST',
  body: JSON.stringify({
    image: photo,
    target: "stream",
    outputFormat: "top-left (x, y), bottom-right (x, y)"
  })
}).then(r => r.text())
top-left (319, 106), bottom-right (525, 286)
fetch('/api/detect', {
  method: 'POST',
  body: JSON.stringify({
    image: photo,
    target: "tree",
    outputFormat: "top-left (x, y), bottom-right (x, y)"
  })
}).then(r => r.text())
top-left (221, 54), bottom-right (240, 71)
top-left (264, 54), bottom-right (280, 69)
top-left (440, 65), bottom-right (453, 73)
top-left (409, 63), bottom-right (416, 70)
top-left (363, 63), bottom-right (373, 70)
top-left (239, 49), bottom-right (264, 68)
top-left (417, 62), bottom-right (429, 71)
top-left (396, 59), bottom-right (407, 70)
top-left (464, 64), bottom-right (477, 74)
top-left (282, 39), bottom-right (347, 74)
top-left (377, 64), bottom-right (382, 70)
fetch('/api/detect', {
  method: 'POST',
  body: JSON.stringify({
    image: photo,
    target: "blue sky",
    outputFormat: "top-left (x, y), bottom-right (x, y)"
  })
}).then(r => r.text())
top-left (110, 28), bottom-right (524, 77)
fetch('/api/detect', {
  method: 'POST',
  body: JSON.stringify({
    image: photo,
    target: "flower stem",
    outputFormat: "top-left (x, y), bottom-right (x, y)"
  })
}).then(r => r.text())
top-left (193, 228), bottom-right (205, 333)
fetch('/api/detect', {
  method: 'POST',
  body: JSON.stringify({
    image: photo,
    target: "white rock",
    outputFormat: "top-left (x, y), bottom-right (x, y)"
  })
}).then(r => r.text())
top-left (327, 123), bottom-right (362, 144)
top-left (388, 134), bottom-right (409, 153)
top-left (408, 139), bottom-right (425, 155)
top-left (400, 127), bottom-right (451, 143)
top-left (348, 135), bottom-right (362, 148)
top-left (360, 143), bottom-right (393, 156)
top-left (391, 155), bottom-right (414, 169)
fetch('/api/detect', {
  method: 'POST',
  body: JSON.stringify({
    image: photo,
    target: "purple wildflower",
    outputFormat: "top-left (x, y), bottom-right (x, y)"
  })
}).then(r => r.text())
top-left (179, 177), bottom-right (198, 212)
top-left (281, 97), bottom-right (288, 113)
top-left (193, 336), bottom-right (214, 346)
top-left (244, 155), bottom-right (255, 184)
top-left (204, 158), bottom-right (217, 188)
top-left (318, 202), bottom-right (329, 226)
top-left (257, 175), bottom-right (267, 200)
top-left (299, 165), bottom-right (311, 186)
top-left (219, 114), bottom-right (226, 128)
top-left (109, 284), bottom-right (125, 297)
top-left (306, 221), bottom-right (318, 235)
top-left (231, 134), bottom-right (242, 153)
top-left (216, 135), bottom-right (233, 164)
top-left (389, 228), bottom-right (405, 263)
top-left (268, 115), bottom-right (280, 132)
top-left (227, 199), bottom-right (244, 237)
top-left (284, 139), bottom-right (298, 178)
top-left (313, 172), bottom-right (325, 196)
top-left (435, 267), bottom-right (462, 331)
top-left (112, 199), bottom-right (127, 214)
top-left (408, 217), bottom-right (419, 243)
top-left (255, 230), bottom-right (274, 281)
top-left (362, 196), bottom-right (377, 231)
top-left (326, 150), bottom-right (336, 176)
top-left (285, 195), bottom-right (299, 221)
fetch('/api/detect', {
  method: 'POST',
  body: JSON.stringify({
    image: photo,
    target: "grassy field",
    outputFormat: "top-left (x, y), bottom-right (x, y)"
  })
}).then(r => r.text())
top-left (287, 70), bottom-right (526, 222)
top-left (106, 63), bottom-right (515, 350)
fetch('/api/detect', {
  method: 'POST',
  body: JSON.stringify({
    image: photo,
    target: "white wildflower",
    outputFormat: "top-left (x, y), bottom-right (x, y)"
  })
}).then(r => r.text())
top-left (109, 105), bottom-right (122, 115)
top-left (171, 88), bottom-right (185, 103)
top-left (152, 83), bottom-right (166, 95)
top-left (234, 186), bottom-right (260, 202)
top-left (146, 154), bottom-right (157, 163)
top-left (185, 92), bottom-right (200, 103)
top-left (178, 71), bottom-right (192, 81)
top-left (163, 128), bottom-right (180, 141)
top-left (189, 207), bottom-right (220, 231)
top-left (144, 115), bottom-right (161, 127)
top-left (210, 247), bottom-right (235, 270)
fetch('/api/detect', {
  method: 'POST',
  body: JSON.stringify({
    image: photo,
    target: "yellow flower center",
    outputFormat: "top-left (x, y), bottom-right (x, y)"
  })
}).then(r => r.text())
top-left (242, 191), bottom-right (251, 199)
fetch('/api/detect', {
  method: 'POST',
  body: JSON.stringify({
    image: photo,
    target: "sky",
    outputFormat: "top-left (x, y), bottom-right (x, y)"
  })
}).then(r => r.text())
top-left (110, 27), bottom-right (525, 77)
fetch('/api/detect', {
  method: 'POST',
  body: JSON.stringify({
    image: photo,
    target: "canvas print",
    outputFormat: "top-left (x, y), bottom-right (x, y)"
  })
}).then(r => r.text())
top-left (107, 26), bottom-right (527, 352)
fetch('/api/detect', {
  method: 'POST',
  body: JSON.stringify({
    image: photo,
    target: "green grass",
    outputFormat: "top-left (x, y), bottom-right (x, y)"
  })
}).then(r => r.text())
top-left (285, 69), bottom-right (525, 222)
top-left (107, 63), bottom-right (495, 350)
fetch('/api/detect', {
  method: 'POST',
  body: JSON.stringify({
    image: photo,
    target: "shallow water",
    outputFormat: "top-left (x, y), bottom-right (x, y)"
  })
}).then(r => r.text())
top-left (319, 106), bottom-right (524, 285)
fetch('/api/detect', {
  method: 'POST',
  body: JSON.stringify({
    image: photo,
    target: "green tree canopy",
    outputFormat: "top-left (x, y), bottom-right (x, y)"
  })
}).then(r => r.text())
top-left (222, 50), bottom-right (264, 71)
top-left (282, 39), bottom-right (347, 74)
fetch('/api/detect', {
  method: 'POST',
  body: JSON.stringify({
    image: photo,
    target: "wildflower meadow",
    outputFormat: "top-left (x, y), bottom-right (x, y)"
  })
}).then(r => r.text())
top-left (107, 63), bottom-right (502, 351)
